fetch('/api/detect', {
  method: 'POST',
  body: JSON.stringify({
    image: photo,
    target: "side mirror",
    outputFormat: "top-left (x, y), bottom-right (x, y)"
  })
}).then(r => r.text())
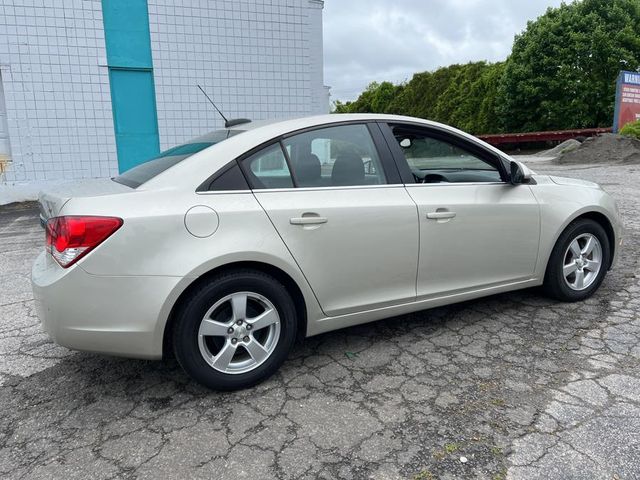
top-left (509, 160), bottom-right (531, 185)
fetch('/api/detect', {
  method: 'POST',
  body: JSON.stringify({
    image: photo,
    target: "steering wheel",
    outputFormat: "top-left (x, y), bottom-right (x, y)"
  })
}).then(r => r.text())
top-left (422, 173), bottom-right (448, 183)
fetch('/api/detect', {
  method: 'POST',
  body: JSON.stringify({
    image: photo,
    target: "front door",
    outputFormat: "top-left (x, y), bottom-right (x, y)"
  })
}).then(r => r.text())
top-left (242, 123), bottom-right (419, 316)
top-left (383, 122), bottom-right (540, 298)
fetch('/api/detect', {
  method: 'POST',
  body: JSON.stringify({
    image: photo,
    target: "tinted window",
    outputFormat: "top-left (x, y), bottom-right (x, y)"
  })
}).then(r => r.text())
top-left (243, 143), bottom-right (294, 189)
top-left (114, 129), bottom-right (243, 188)
top-left (283, 124), bottom-right (386, 187)
top-left (203, 163), bottom-right (249, 191)
top-left (392, 126), bottom-right (501, 183)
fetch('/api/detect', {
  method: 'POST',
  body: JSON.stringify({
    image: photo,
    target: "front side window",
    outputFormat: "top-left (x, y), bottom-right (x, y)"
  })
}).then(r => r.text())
top-left (283, 124), bottom-right (387, 187)
top-left (392, 126), bottom-right (502, 184)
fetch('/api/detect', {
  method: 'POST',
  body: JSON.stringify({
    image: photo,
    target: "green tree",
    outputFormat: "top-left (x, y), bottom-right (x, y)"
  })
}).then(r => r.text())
top-left (431, 62), bottom-right (505, 134)
top-left (497, 0), bottom-right (640, 132)
top-left (336, 63), bottom-right (506, 134)
top-left (333, 81), bottom-right (402, 114)
top-left (333, 0), bottom-right (640, 133)
top-left (393, 65), bottom-right (467, 120)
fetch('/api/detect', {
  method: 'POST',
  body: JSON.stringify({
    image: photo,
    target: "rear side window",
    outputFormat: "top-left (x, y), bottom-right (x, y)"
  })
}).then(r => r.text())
top-left (284, 124), bottom-right (386, 187)
top-left (114, 130), bottom-right (243, 188)
top-left (241, 124), bottom-right (387, 190)
top-left (243, 143), bottom-right (294, 189)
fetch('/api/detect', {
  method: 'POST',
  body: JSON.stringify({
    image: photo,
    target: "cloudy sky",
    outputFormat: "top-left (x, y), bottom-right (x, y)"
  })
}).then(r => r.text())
top-left (323, 0), bottom-right (564, 102)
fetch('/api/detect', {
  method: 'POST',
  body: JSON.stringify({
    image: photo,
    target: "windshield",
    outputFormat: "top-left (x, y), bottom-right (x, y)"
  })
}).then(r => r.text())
top-left (114, 129), bottom-right (244, 188)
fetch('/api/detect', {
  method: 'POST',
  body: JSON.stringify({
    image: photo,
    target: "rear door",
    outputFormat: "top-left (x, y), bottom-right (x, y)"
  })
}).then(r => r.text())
top-left (243, 122), bottom-right (419, 317)
top-left (381, 122), bottom-right (540, 298)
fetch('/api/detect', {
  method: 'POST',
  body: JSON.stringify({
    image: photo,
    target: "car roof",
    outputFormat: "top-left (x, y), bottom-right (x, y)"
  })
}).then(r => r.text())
top-left (208, 113), bottom-right (454, 134)
top-left (142, 114), bottom-right (512, 190)
top-left (208, 114), bottom-right (499, 147)
top-left (226, 114), bottom-right (441, 132)
top-left (227, 113), bottom-right (511, 160)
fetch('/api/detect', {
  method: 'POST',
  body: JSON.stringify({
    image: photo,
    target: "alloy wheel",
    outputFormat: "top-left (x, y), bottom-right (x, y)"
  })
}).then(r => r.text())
top-left (197, 292), bottom-right (281, 374)
top-left (562, 233), bottom-right (602, 291)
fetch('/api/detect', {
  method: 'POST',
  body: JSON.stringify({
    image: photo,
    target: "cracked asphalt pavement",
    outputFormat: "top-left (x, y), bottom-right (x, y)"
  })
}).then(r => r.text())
top-left (1, 160), bottom-right (639, 479)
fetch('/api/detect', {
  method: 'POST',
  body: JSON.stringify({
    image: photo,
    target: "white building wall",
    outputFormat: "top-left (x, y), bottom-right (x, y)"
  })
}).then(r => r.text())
top-left (307, 0), bottom-right (327, 115)
top-left (0, 0), bottom-right (117, 184)
top-left (0, 71), bottom-right (11, 174)
top-left (148, 0), bottom-right (327, 150)
top-left (0, 0), bottom-right (326, 193)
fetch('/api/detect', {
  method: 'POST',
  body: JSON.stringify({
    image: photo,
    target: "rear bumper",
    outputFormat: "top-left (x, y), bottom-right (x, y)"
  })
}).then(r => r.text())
top-left (31, 251), bottom-right (181, 359)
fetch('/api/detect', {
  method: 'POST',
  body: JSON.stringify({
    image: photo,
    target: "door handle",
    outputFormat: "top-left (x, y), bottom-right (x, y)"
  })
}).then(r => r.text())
top-left (290, 216), bottom-right (328, 225)
top-left (426, 211), bottom-right (456, 220)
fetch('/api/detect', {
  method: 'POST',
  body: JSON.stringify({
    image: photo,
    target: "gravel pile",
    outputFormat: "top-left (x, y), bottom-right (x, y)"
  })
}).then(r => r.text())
top-left (555, 133), bottom-right (640, 165)
top-left (536, 139), bottom-right (581, 157)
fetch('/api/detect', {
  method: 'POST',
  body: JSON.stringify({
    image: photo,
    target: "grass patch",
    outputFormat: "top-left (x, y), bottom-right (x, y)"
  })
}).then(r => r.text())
top-left (492, 467), bottom-right (507, 480)
top-left (620, 120), bottom-right (640, 140)
top-left (413, 471), bottom-right (435, 480)
top-left (433, 442), bottom-right (460, 460)
top-left (444, 443), bottom-right (459, 454)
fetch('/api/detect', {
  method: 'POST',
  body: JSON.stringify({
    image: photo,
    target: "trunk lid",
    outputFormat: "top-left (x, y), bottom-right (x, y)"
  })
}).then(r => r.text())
top-left (38, 178), bottom-right (132, 225)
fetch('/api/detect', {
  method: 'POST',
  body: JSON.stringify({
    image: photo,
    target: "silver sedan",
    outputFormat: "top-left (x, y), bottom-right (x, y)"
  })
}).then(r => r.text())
top-left (32, 114), bottom-right (623, 390)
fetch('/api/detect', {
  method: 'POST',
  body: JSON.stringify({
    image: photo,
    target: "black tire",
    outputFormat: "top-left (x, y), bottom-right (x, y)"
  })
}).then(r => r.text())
top-left (543, 219), bottom-right (610, 302)
top-left (173, 269), bottom-right (297, 391)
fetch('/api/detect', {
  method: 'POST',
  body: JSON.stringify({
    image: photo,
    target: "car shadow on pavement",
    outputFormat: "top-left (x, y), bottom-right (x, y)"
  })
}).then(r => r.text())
top-left (0, 279), bottom-right (623, 479)
top-left (3, 286), bottom-right (560, 404)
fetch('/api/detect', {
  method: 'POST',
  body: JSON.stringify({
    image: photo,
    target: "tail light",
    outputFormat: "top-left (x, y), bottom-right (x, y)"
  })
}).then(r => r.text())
top-left (46, 216), bottom-right (123, 268)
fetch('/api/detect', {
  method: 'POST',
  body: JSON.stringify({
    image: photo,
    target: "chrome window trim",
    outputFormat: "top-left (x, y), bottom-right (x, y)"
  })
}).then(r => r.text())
top-left (404, 181), bottom-right (509, 188)
top-left (247, 184), bottom-right (407, 194)
top-left (198, 184), bottom-right (408, 195)
top-left (196, 190), bottom-right (253, 195)
top-left (195, 182), bottom-right (513, 195)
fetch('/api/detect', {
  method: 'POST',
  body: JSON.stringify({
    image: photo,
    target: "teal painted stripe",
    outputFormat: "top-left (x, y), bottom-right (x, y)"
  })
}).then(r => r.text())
top-left (102, 0), bottom-right (160, 172)
top-left (102, 0), bottom-right (153, 68)
top-left (109, 69), bottom-right (160, 172)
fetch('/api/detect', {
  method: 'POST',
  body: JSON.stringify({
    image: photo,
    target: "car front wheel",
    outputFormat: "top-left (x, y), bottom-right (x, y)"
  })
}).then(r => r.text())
top-left (173, 270), bottom-right (297, 390)
top-left (543, 218), bottom-right (610, 302)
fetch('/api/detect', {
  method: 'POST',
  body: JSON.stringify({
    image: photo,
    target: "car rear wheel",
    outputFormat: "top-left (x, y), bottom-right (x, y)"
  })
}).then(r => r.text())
top-left (543, 219), bottom-right (610, 302)
top-left (173, 270), bottom-right (297, 390)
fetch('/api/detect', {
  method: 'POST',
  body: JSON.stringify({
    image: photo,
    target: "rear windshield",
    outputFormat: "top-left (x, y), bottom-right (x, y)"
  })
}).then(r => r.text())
top-left (113, 129), bottom-right (243, 188)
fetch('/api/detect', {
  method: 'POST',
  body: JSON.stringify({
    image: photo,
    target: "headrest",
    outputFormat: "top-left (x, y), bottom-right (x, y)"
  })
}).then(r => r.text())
top-left (331, 151), bottom-right (364, 186)
top-left (294, 153), bottom-right (321, 186)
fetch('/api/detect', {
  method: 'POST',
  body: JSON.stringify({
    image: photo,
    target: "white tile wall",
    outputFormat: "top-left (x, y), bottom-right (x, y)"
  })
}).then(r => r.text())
top-left (0, 0), bottom-right (327, 185)
top-left (148, 0), bottom-right (327, 150)
top-left (0, 0), bottom-right (117, 183)
top-left (307, 0), bottom-right (328, 116)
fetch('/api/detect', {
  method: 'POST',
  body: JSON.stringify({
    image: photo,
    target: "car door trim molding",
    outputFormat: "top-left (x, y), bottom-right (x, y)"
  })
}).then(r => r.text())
top-left (307, 276), bottom-right (540, 336)
top-left (197, 184), bottom-right (410, 195)
top-left (198, 184), bottom-right (412, 196)
top-left (240, 184), bottom-right (408, 194)
top-left (403, 182), bottom-right (508, 188)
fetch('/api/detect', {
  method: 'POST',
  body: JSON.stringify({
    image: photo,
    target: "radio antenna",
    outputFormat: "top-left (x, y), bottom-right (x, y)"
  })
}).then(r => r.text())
top-left (197, 84), bottom-right (229, 125)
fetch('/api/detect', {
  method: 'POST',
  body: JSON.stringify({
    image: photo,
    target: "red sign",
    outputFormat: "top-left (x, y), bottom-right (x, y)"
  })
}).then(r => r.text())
top-left (614, 71), bottom-right (640, 132)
